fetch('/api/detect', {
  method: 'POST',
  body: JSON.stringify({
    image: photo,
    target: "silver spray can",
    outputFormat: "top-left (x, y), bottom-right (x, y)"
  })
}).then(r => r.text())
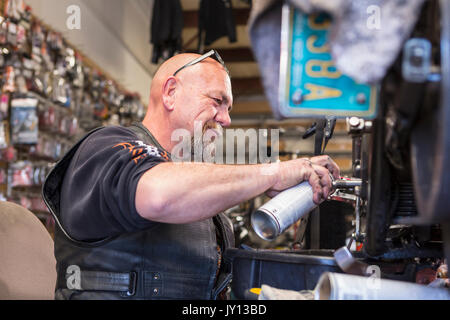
top-left (251, 181), bottom-right (316, 241)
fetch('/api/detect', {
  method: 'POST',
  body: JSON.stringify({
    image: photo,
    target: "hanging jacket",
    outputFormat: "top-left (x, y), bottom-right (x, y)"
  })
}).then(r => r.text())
top-left (150, 0), bottom-right (184, 63)
top-left (198, 0), bottom-right (237, 52)
top-left (42, 123), bottom-right (235, 299)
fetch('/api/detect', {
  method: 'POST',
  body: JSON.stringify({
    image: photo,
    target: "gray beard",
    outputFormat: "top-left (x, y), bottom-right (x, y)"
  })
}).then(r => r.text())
top-left (191, 124), bottom-right (223, 163)
top-left (191, 136), bottom-right (217, 163)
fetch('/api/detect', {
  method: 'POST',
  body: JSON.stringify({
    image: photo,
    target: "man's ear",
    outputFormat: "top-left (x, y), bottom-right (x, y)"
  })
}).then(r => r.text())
top-left (162, 76), bottom-right (177, 111)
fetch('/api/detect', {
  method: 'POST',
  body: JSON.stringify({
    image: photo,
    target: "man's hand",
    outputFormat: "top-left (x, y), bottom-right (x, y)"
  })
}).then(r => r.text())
top-left (310, 155), bottom-right (340, 180)
top-left (266, 155), bottom-right (340, 204)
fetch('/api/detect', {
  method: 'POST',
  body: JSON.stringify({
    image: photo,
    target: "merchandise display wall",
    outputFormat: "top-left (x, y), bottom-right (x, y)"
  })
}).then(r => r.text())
top-left (0, 0), bottom-right (145, 237)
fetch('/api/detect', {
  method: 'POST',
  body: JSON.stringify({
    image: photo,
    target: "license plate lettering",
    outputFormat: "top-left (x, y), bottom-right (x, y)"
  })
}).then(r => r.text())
top-left (278, 6), bottom-right (378, 119)
top-left (304, 83), bottom-right (342, 101)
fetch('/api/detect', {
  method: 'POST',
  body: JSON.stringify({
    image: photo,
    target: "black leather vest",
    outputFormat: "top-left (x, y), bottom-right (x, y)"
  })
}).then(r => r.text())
top-left (42, 123), bottom-right (235, 300)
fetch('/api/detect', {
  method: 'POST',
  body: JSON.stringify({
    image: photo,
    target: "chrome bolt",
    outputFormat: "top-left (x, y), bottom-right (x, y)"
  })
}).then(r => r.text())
top-left (292, 89), bottom-right (303, 105)
top-left (349, 116), bottom-right (360, 127)
top-left (356, 93), bottom-right (366, 104)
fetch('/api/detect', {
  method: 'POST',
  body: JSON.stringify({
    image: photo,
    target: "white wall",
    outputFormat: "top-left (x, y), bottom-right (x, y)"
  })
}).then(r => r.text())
top-left (25, 0), bottom-right (156, 105)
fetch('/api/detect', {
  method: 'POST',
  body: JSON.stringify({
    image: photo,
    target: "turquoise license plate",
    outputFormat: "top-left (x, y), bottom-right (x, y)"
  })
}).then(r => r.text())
top-left (278, 5), bottom-right (378, 119)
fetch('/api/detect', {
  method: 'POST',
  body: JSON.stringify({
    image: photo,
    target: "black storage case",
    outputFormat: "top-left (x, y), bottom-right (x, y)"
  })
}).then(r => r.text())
top-left (224, 248), bottom-right (343, 299)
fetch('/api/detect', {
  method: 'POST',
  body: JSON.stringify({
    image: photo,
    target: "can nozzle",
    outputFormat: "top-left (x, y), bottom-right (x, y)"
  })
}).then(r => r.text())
top-left (332, 178), bottom-right (362, 189)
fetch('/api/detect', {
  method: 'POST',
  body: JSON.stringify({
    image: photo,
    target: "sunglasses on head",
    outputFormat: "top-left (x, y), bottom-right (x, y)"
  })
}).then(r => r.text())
top-left (172, 50), bottom-right (229, 76)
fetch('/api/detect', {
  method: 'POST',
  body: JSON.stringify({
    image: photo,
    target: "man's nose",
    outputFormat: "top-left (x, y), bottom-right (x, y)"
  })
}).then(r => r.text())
top-left (215, 109), bottom-right (231, 127)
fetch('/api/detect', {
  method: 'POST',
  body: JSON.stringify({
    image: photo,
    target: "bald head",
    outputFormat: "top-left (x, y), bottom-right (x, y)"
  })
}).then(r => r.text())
top-left (143, 52), bottom-right (233, 153)
top-left (150, 53), bottom-right (228, 102)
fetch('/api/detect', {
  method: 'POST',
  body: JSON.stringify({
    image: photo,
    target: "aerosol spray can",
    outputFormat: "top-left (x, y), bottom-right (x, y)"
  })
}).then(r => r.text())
top-left (251, 177), bottom-right (361, 241)
top-left (251, 181), bottom-right (316, 241)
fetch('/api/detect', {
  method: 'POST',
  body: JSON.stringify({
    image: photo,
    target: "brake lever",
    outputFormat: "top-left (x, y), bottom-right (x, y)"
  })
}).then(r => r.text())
top-left (324, 116), bottom-right (336, 140)
top-left (322, 116), bottom-right (337, 153)
top-left (302, 122), bottom-right (317, 139)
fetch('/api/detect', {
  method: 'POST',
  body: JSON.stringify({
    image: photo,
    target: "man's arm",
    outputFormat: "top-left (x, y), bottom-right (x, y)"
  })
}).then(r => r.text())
top-left (135, 157), bottom-right (339, 224)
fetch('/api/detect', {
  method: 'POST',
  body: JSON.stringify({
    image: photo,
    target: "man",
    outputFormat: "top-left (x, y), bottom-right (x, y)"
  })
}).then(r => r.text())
top-left (43, 51), bottom-right (340, 300)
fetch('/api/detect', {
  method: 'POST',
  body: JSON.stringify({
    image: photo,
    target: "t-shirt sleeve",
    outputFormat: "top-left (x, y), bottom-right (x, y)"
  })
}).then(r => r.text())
top-left (60, 126), bottom-right (170, 241)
